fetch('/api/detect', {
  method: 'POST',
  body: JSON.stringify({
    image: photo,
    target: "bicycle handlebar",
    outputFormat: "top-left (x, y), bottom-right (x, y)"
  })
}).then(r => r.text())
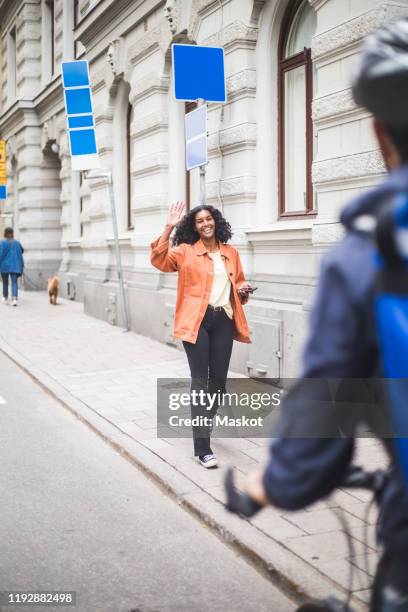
top-left (224, 466), bottom-right (390, 518)
top-left (224, 468), bottom-right (263, 517)
top-left (340, 466), bottom-right (389, 494)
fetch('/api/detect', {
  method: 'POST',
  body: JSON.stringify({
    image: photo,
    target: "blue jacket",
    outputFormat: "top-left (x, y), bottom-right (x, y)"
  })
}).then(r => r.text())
top-left (0, 239), bottom-right (24, 274)
top-left (263, 163), bottom-right (408, 554)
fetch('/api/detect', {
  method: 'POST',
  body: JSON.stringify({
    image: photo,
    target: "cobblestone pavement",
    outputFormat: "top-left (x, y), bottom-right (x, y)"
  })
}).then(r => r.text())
top-left (0, 291), bottom-right (387, 609)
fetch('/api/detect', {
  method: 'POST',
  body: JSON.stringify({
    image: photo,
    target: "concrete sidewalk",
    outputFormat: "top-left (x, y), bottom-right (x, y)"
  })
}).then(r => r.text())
top-left (0, 291), bottom-right (386, 609)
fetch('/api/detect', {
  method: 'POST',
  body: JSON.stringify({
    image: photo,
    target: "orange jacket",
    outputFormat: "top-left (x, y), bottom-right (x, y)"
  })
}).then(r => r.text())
top-left (150, 236), bottom-right (251, 344)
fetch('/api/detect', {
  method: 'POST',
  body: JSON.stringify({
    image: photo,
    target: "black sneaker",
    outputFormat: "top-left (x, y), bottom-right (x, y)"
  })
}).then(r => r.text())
top-left (198, 454), bottom-right (218, 469)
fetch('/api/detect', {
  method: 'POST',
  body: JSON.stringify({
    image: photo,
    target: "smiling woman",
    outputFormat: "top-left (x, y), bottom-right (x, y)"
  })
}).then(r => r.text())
top-left (150, 202), bottom-right (253, 469)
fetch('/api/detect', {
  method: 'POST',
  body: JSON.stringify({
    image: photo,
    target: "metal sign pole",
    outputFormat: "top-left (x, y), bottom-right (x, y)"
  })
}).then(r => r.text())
top-left (199, 166), bottom-right (206, 206)
top-left (84, 170), bottom-right (130, 332)
top-left (107, 173), bottom-right (130, 332)
top-left (197, 98), bottom-right (206, 206)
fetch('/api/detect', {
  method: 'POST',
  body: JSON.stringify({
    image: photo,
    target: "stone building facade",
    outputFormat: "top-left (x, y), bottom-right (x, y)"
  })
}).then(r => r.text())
top-left (0, 0), bottom-right (407, 377)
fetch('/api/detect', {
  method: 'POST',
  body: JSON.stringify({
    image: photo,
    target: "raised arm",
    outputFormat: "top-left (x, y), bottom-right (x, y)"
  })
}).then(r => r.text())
top-left (150, 201), bottom-right (187, 272)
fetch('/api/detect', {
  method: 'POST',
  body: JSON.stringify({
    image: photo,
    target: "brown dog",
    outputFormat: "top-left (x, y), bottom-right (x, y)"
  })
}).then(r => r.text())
top-left (48, 276), bottom-right (59, 305)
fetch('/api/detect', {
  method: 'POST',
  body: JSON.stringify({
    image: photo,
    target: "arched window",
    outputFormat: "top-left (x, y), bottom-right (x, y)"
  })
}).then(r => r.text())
top-left (126, 102), bottom-right (134, 230)
top-left (278, 0), bottom-right (316, 216)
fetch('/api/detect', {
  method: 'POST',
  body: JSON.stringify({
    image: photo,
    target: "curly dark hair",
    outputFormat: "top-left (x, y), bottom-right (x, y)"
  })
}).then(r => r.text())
top-left (172, 205), bottom-right (232, 246)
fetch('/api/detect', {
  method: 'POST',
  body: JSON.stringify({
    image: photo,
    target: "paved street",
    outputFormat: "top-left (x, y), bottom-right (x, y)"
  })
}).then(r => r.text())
top-left (0, 351), bottom-right (293, 612)
top-left (0, 291), bottom-right (388, 609)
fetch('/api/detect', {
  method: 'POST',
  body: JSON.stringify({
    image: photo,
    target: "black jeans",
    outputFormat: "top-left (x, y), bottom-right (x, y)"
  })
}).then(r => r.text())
top-left (183, 307), bottom-right (234, 456)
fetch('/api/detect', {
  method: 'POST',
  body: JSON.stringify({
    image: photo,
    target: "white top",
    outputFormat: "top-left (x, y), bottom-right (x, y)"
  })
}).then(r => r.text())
top-left (208, 251), bottom-right (233, 319)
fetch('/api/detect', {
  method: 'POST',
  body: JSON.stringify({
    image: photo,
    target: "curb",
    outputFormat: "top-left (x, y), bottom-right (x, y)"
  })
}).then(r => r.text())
top-left (0, 337), bottom-right (367, 611)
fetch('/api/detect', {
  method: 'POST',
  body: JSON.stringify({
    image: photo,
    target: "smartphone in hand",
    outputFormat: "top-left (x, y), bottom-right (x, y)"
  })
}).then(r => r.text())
top-left (239, 286), bottom-right (258, 295)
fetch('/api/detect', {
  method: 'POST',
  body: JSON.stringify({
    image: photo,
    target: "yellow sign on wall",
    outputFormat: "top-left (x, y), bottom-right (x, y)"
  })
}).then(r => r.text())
top-left (0, 140), bottom-right (6, 184)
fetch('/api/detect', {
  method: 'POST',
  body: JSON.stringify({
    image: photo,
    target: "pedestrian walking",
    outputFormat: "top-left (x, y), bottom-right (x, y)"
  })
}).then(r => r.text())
top-left (0, 227), bottom-right (24, 307)
top-left (151, 202), bottom-right (252, 468)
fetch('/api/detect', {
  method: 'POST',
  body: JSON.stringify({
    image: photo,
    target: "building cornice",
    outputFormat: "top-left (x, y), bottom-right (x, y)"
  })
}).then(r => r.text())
top-left (0, 76), bottom-right (64, 136)
top-left (33, 75), bottom-right (64, 121)
top-left (204, 20), bottom-right (258, 51)
top-left (75, 0), bottom-right (164, 52)
top-left (0, 99), bottom-right (38, 135)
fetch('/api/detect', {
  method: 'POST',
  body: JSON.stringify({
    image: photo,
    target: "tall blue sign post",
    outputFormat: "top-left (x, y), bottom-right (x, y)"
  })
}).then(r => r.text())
top-left (61, 60), bottom-right (129, 331)
top-left (172, 44), bottom-right (227, 206)
top-left (61, 60), bottom-right (99, 171)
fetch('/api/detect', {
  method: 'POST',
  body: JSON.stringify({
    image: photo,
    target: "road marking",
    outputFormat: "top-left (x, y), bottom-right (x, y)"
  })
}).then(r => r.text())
top-left (0, 396), bottom-right (6, 404)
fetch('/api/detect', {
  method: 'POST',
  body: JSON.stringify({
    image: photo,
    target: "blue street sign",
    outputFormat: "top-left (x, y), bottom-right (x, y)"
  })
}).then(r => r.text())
top-left (61, 60), bottom-right (100, 170)
top-left (64, 88), bottom-right (93, 115)
top-left (69, 129), bottom-right (97, 156)
top-left (61, 61), bottom-right (90, 88)
top-left (185, 105), bottom-right (208, 171)
top-left (68, 114), bottom-right (94, 129)
top-left (172, 44), bottom-right (226, 103)
top-left (0, 185), bottom-right (6, 200)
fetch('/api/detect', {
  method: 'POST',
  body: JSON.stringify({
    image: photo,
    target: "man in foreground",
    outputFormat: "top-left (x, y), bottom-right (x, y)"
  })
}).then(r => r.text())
top-left (244, 19), bottom-right (408, 611)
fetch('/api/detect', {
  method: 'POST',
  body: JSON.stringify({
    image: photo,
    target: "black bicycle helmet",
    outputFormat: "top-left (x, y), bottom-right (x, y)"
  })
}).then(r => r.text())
top-left (352, 18), bottom-right (408, 125)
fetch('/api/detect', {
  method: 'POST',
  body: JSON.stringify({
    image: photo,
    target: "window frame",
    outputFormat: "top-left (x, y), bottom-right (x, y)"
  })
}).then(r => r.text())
top-left (278, 0), bottom-right (315, 218)
top-left (45, 0), bottom-right (55, 76)
top-left (73, 0), bottom-right (79, 24)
